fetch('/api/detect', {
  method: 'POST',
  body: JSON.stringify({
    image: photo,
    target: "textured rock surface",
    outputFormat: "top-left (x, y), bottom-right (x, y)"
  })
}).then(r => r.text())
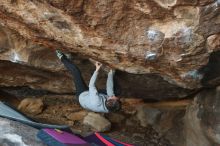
top-left (66, 110), bottom-right (88, 121)
top-left (83, 112), bottom-right (111, 132)
top-left (136, 106), bottom-right (161, 127)
top-left (0, 60), bottom-right (73, 93)
top-left (1, 1), bottom-right (219, 139)
top-left (185, 87), bottom-right (220, 146)
top-left (106, 113), bottom-right (125, 124)
top-left (132, 85), bottom-right (220, 146)
top-left (0, 0), bottom-right (219, 89)
top-left (18, 98), bottom-right (44, 115)
top-left (155, 109), bottom-right (185, 146)
top-left (0, 26), bottom-right (192, 100)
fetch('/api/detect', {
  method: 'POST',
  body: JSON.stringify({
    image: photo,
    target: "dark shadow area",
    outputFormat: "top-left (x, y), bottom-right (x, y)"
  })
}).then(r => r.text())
top-left (200, 51), bottom-right (220, 88)
top-left (0, 89), bottom-right (20, 106)
top-left (115, 71), bottom-right (193, 100)
top-left (0, 86), bottom-right (73, 99)
top-left (0, 52), bottom-right (195, 101)
top-left (69, 54), bottom-right (194, 100)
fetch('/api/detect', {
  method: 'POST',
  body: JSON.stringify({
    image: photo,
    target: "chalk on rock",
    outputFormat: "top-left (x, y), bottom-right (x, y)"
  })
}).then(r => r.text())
top-left (145, 29), bottom-right (165, 46)
top-left (145, 51), bottom-right (157, 61)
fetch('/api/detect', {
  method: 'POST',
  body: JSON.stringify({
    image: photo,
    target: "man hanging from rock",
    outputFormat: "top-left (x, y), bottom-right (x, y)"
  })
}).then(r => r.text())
top-left (56, 50), bottom-right (121, 113)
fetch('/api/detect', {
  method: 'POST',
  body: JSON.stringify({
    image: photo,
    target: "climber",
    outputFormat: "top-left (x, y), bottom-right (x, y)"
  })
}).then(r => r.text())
top-left (56, 50), bottom-right (121, 113)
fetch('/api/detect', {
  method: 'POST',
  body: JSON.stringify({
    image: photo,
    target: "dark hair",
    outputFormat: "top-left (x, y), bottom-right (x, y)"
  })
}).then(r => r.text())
top-left (105, 99), bottom-right (121, 112)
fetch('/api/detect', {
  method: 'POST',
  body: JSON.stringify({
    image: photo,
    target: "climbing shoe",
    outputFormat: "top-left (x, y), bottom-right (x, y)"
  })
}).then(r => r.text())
top-left (56, 50), bottom-right (65, 60)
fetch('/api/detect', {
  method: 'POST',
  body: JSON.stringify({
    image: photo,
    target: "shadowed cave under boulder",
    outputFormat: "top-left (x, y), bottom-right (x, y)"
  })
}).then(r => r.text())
top-left (0, 0), bottom-right (219, 146)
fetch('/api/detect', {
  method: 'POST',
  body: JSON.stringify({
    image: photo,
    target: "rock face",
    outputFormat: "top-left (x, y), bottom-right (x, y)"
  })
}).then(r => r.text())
top-left (0, 0), bottom-right (219, 101)
top-left (0, 60), bottom-right (73, 93)
top-left (185, 87), bottom-right (220, 146)
top-left (148, 87), bottom-right (220, 146)
top-left (0, 28), bottom-right (192, 100)
top-left (0, 0), bottom-right (219, 90)
top-left (83, 112), bottom-right (111, 132)
top-left (136, 105), bottom-right (161, 127)
top-left (154, 109), bottom-right (185, 146)
top-left (66, 110), bottom-right (88, 121)
top-left (18, 98), bottom-right (44, 115)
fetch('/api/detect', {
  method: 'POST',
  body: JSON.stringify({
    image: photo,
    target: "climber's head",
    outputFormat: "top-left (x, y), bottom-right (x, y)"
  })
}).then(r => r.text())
top-left (106, 96), bottom-right (121, 112)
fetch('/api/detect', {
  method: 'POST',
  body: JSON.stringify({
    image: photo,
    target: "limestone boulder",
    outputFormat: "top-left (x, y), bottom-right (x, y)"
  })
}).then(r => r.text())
top-left (0, 0), bottom-right (219, 101)
top-left (0, 0), bottom-right (218, 90)
top-left (66, 110), bottom-right (88, 121)
top-left (154, 110), bottom-right (185, 146)
top-left (83, 112), bottom-right (111, 132)
top-left (0, 60), bottom-right (73, 93)
top-left (0, 26), bottom-right (192, 100)
top-left (18, 98), bottom-right (44, 115)
top-left (133, 90), bottom-right (220, 146)
top-left (136, 106), bottom-right (161, 127)
top-left (207, 34), bottom-right (220, 52)
top-left (185, 87), bottom-right (220, 146)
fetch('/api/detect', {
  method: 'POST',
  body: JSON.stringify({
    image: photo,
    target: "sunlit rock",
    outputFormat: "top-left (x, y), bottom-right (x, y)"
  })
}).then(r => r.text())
top-left (0, 0), bottom-right (219, 96)
top-left (18, 98), bottom-right (44, 115)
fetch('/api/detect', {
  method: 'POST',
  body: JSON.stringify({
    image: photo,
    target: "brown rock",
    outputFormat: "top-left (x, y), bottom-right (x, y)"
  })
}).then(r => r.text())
top-left (66, 120), bottom-right (75, 126)
top-left (123, 107), bottom-right (137, 115)
top-left (18, 98), bottom-right (44, 115)
top-left (154, 110), bottom-right (185, 146)
top-left (199, 0), bottom-right (215, 5)
top-left (107, 113), bottom-right (125, 124)
top-left (136, 106), bottom-right (161, 127)
top-left (0, 0), bottom-right (219, 90)
top-left (207, 34), bottom-right (220, 52)
top-left (0, 60), bottom-right (73, 93)
top-left (0, 0), bottom-right (219, 102)
top-left (66, 110), bottom-right (88, 121)
top-left (83, 112), bottom-right (111, 132)
top-left (185, 97), bottom-right (211, 146)
top-left (184, 87), bottom-right (220, 146)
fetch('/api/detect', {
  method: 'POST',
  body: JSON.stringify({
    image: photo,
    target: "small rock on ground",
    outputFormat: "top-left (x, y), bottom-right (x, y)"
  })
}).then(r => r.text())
top-left (83, 112), bottom-right (111, 132)
top-left (18, 98), bottom-right (44, 115)
top-left (66, 110), bottom-right (88, 121)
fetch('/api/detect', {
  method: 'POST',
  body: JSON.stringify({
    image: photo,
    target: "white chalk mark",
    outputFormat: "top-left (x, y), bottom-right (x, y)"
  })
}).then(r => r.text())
top-left (147, 30), bottom-right (157, 41)
top-left (145, 51), bottom-right (157, 60)
top-left (11, 51), bottom-right (21, 63)
top-left (153, 0), bottom-right (177, 9)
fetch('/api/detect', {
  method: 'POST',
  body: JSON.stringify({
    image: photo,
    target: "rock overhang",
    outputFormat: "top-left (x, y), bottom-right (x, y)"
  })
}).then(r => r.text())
top-left (0, 0), bottom-right (219, 96)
